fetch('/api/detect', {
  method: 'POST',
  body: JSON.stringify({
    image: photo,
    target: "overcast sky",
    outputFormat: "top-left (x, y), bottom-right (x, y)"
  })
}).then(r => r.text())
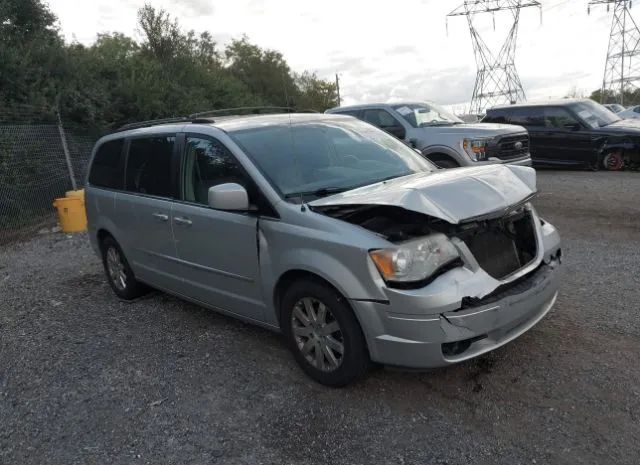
top-left (47, 0), bottom-right (620, 110)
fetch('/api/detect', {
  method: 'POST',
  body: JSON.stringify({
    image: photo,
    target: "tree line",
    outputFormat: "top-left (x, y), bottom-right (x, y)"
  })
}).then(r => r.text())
top-left (0, 0), bottom-right (339, 130)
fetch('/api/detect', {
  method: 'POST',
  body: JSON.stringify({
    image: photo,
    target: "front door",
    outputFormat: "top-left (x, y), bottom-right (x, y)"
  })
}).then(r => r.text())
top-left (171, 134), bottom-right (264, 321)
top-left (541, 107), bottom-right (596, 167)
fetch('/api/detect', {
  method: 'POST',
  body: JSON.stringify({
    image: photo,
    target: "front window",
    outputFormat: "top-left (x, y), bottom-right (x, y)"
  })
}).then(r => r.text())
top-left (571, 100), bottom-right (621, 128)
top-left (229, 119), bottom-right (435, 200)
top-left (182, 136), bottom-right (246, 205)
top-left (392, 103), bottom-right (464, 127)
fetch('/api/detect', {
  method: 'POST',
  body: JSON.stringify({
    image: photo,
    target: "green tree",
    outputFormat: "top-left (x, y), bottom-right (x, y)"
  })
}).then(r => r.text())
top-left (590, 88), bottom-right (640, 106)
top-left (0, 0), bottom-right (340, 128)
top-left (225, 37), bottom-right (297, 107)
top-left (294, 72), bottom-right (339, 111)
top-left (0, 0), bottom-right (65, 112)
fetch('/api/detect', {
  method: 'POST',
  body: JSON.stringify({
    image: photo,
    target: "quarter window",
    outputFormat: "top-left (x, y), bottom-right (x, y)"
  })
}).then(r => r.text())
top-left (88, 139), bottom-right (125, 189)
top-left (125, 136), bottom-right (175, 197)
top-left (182, 136), bottom-right (246, 205)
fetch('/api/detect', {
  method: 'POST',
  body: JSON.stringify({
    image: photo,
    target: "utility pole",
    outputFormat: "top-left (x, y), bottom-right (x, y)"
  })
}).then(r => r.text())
top-left (56, 109), bottom-right (77, 191)
top-left (335, 73), bottom-right (341, 107)
top-left (589, 0), bottom-right (640, 105)
top-left (447, 0), bottom-right (541, 115)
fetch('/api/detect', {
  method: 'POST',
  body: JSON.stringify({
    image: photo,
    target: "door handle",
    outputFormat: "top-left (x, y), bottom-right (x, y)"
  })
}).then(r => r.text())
top-left (152, 213), bottom-right (169, 222)
top-left (174, 216), bottom-right (192, 226)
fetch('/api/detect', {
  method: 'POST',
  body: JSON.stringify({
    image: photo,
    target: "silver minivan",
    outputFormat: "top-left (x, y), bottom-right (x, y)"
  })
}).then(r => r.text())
top-left (86, 112), bottom-right (561, 386)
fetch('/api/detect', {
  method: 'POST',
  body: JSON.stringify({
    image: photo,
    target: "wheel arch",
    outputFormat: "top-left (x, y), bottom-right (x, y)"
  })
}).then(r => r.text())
top-left (273, 269), bottom-right (348, 327)
top-left (420, 145), bottom-right (464, 166)
top-left (97, 228), bottom-right (114, 248)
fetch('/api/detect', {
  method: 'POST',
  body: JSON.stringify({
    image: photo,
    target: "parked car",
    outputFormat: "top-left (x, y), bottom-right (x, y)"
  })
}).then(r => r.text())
top-left (483, 99), bottom-right (640, 170)
top-left (616, 104), bottom-right (640, 120)
top-left (326, 102), bottom-right (531, 169)
top-left (86, 112), bottom-right (561, 386)
top-left (604, 103), bottom-right (625, 114)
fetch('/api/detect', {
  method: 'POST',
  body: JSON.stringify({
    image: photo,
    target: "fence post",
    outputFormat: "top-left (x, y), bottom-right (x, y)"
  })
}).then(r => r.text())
top-left (56, 110), bottom-right (78, 191)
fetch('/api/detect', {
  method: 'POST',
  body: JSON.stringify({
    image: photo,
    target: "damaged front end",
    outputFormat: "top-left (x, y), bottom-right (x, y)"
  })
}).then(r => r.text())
top-left (312, 200), bottom-right (546, 298)
top-left (308, 165), bottom-right (561, 368)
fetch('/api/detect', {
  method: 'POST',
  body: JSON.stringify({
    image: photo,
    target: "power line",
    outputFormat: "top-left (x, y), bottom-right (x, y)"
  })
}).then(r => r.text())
top-left (447, 0), bottom-right (542, 115)
top-left (589, 0), bottom-right (640, 105)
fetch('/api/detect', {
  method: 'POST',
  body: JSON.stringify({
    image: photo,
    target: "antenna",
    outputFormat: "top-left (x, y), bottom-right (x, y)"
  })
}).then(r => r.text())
top-left (589, 0), bottom-right (640, 105)
top-left (447, 0), bottom-right (542, 115)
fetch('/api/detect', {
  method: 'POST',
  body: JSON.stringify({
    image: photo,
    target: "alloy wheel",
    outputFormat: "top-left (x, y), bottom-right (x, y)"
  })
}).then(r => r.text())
top-left (106, 246), bottom-right (127, 291)
top-left (291, 297), bottom-right (344, 372)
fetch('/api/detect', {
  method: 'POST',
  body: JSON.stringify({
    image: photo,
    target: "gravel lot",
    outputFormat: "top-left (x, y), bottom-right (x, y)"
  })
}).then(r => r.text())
top-left (1, 171), bottom-right (638, 465)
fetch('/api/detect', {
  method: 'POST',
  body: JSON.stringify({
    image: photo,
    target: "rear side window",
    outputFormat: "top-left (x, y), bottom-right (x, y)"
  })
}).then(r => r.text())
top-left (88, 139), bottom-right (125, 189)
top-left (489, 108), bottom-right (545, 127)
top-left (125, 136), bottom-right (176, 197)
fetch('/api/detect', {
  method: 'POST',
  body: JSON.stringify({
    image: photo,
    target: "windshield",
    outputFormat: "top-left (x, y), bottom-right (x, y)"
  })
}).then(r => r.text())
top-left (392, 103), bottom-right (464, 127)
top-left (571, 100), bottom-right (621, 128)
top-left (229, 118), bottom-right (435, 200)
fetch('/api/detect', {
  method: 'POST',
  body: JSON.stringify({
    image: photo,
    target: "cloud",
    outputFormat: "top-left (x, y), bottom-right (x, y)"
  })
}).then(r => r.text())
top-left (171, 0), bottom-right (215, 16)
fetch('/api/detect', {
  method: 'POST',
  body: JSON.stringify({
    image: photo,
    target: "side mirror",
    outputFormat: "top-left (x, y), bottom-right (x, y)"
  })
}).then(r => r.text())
top-left (564, 122), bottom-right (581, 131)
top-left (208, 183), bottom-right (249, 211)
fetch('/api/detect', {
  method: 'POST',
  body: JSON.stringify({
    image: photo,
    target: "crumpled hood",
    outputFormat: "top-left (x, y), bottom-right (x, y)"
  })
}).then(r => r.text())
top-left (597, 119), bottom-right (640, 135)
top-left (309, 165), bottom-right (537, 224)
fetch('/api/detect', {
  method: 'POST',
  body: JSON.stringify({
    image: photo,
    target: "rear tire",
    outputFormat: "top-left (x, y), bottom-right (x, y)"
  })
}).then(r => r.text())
top-left (281, 279), bottom-right (370, 387)
top-left (100, 236), bottom-right (148, 300)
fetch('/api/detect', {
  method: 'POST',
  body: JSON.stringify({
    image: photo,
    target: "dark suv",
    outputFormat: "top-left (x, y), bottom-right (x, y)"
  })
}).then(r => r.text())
top-left (483, 99), bottom-right (640, 170)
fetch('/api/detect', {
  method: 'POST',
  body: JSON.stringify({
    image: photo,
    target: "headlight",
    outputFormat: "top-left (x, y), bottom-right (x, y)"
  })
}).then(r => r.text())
top-left (369, 234), bottom-right (460, 284)
top-left (462, 138), bottom-right (490, 161)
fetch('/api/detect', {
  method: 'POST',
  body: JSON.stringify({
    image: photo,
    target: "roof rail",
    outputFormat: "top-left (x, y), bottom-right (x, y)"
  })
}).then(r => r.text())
top-left (111, 107), bottom-right (320, 134)
top-left (189, 106), bottom-right (315, 119)
top-left (115, 116), bottom-right (189, 133)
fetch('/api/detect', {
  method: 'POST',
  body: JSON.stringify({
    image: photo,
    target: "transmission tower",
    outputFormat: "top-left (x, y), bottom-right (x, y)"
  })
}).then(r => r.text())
top-left (589, 0), bottom-right (640, 105)
top-left (448, 1), bottom-right (541, 115)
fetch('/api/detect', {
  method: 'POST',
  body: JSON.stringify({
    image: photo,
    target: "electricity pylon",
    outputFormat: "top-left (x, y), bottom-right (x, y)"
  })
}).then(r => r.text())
top-left (589, 0), bottom-right (640, 105)
top-left (448, 1), bottom-right (541, 115)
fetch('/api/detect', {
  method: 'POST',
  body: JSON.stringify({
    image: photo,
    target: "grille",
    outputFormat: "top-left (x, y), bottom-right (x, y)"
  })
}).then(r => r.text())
top-left (458, 209), bottom-right (537, 280)
top-left (489, 134), bottom-right (530, 160)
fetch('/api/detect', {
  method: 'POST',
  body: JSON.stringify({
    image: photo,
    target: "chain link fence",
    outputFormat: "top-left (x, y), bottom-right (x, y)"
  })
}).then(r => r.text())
top-left (0, 106), bottom-right (100, 244)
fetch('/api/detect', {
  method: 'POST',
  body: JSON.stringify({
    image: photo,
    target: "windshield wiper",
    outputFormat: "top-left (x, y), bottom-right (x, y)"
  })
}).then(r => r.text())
top-left (284, 187), bottom-right (349, 199)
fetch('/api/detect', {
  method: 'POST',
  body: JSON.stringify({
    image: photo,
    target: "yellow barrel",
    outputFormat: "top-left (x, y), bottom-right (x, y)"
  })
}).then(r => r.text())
top-left (65, 189), bottom-right (85, 200)
top-left (52, 196), bottom-right (87, 233)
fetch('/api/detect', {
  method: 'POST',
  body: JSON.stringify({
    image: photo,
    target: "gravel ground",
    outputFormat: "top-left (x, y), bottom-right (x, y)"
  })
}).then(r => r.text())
top-left (1, 171), bottom-right (638, 465)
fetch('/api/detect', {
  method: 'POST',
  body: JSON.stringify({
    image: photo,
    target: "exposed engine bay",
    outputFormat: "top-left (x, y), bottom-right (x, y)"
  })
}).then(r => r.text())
top-left (313, 203), bottom-right (538, 280)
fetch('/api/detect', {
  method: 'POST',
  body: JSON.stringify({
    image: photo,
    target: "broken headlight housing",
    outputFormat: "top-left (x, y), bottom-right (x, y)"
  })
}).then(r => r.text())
top-left (461, 138), bottom-right (490, 161)
top-left (369, 234), bottom-right (460, 285)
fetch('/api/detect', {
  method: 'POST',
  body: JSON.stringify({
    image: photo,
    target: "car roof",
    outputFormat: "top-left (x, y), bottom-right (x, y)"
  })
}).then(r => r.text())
top-left (488, 99), bottom-right (590, 111)
top-left (327, 101), bottom-right (432, 112)
top-left (108, 113), bottom-right (352, 139)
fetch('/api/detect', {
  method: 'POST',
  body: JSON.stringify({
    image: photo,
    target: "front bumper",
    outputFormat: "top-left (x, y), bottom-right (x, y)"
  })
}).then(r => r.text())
top-left (350, 215), bottom-right (561, 369)
top-left (461, 153), bottom-right (532, 167)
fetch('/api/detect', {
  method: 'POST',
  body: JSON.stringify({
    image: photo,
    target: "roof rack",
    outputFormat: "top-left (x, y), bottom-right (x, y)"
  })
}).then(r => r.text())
top-left (189, 106), bottom-right (306, 119)
top-left (115, 116), bottom-right (189, 132)
top-left (112, 107), bottom-right (319, 133)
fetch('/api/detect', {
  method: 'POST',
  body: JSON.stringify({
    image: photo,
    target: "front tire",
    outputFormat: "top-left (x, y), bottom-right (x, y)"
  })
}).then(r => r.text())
top-left (100, 236), bottom-right (148, 300)
top-left (281, 279), bottom-right (370, 387)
